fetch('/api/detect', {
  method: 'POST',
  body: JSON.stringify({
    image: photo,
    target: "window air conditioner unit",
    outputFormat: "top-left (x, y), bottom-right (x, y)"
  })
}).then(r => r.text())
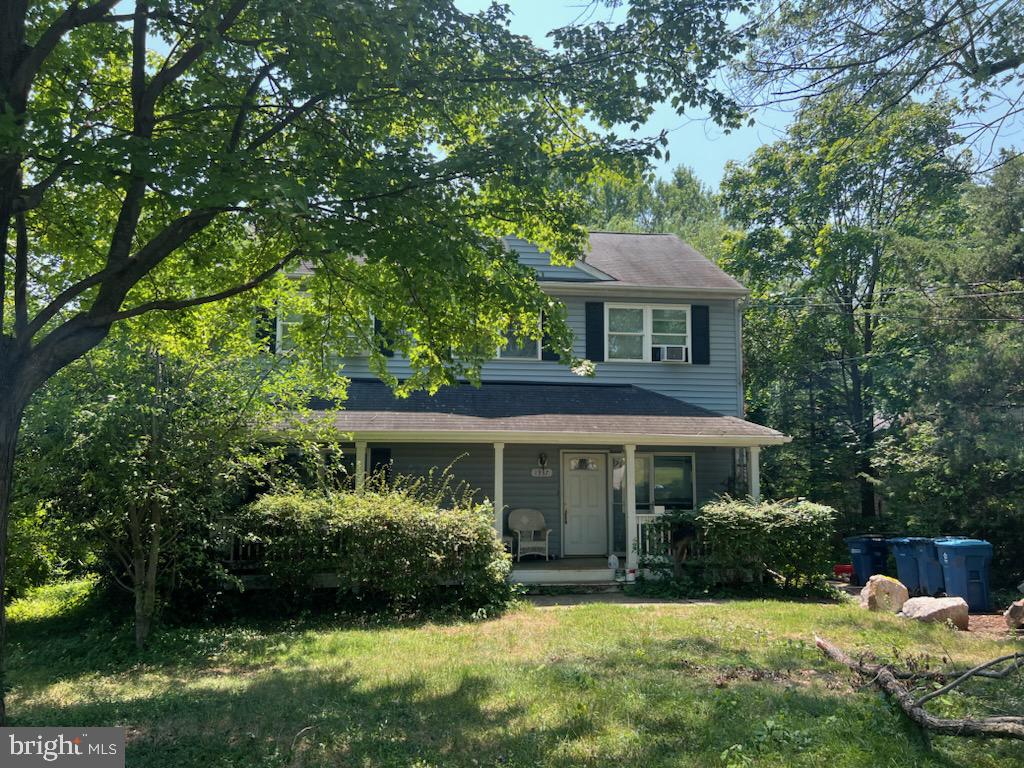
top-left (652, 345), bottom-right (688, 362)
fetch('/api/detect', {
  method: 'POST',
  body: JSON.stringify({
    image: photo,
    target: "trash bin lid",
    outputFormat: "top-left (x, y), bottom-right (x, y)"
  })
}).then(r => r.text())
top-left (887, 537), bottom-right (912, 545)
top-left (844, 534), bottom-right (888, 542)
top-left (934, 537), bottom-right (992, 549)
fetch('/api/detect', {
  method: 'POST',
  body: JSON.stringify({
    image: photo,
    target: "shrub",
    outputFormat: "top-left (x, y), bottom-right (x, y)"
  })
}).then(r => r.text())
top-left (234, 488), bottom-right (512, 613)
top-left (653, 497), bottom-right (836, 589)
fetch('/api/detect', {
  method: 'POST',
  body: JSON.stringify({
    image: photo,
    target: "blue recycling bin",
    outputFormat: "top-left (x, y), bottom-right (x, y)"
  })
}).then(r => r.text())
top-left (845, 535), bottom-right (889, 586)
top-left (887, 538), bottom-right (922, 594)
top-left (934, 538), bottom-right (992, 612)
top-left (912, 538), bottom-right (946, 596)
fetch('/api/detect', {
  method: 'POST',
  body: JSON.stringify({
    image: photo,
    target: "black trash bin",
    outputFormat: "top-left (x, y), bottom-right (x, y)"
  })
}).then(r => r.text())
top-left (844, 535), bottom-right (889, 587)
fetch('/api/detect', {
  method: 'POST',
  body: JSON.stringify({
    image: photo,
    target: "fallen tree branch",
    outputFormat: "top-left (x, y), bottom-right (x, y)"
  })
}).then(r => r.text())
top-left (815, 636), bottom-right (1024, 740)
top-left (915, 654), bottom-right (1024, 708)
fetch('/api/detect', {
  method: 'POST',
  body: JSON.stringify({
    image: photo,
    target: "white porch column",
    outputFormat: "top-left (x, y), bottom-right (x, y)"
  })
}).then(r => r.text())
top-left (749, 446), bottom-right (761, 503)
top-left (355, 440), bottom-right (367, 491)
top-left (624, 443), bottom-right (638, 576)
top-left (493, 442), bottom-right (505, 537)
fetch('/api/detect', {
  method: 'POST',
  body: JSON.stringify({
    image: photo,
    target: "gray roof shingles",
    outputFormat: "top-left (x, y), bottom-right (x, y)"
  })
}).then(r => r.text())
top-left (577, 231), bottom-right (746, 292)
top-left (316, 380), bottom-right (783, 440)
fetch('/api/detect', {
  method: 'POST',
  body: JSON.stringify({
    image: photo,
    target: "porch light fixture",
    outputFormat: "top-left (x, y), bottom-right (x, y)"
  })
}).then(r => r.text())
top-left (537, 452), bottom-right (548, 468)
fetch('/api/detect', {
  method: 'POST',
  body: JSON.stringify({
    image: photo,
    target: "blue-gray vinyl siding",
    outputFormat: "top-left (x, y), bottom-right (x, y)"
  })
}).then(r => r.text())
top-left (351, 442), bottom-right (735, 557)
top-left (336, 294), bottom-right (743, 416)
top-left (502, 237), bottom-right (610, 282)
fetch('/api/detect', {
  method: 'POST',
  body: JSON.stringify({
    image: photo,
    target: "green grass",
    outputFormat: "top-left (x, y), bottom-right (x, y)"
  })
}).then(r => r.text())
top-left (8, 581), bottom-right (1024, 768)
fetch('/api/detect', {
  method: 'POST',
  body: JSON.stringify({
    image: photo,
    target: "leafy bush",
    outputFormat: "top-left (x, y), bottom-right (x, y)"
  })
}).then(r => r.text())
top-left (234, 487), bottom-right (512, 613)
top-left (650, 497), bottom-right (836, 589)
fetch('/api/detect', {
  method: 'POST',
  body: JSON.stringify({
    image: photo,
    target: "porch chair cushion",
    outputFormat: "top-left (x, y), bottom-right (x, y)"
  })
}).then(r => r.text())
top-left (508, 507), bottom-right (550, 561)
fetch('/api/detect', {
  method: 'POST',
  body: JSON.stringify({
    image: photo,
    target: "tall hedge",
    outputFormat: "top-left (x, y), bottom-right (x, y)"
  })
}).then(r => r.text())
top-left (696, 498), bottom-right (836, 587)
top-left (656, 497), bottom-right (837, 588)
top-left (235, 489), bottom-right (512, 611)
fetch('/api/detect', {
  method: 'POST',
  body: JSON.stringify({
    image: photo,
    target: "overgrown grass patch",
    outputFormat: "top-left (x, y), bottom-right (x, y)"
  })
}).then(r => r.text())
top-left (8, 580), bottom-right (1023, 767)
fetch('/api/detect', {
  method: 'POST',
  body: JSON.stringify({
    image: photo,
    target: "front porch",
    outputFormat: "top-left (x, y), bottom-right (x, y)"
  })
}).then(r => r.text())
top-left (510, 557), bottom-right (618, 585)
top-left (332, 380), bottom-right (789, 585)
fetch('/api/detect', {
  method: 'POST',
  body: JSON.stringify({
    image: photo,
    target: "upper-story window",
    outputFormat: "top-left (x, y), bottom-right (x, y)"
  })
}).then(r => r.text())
top-left (496, 316), bottom-right (542, 360)
top-left (605, 304), bottom-right (691, 363)
top-left (275, 308), bottom-right (374, 356)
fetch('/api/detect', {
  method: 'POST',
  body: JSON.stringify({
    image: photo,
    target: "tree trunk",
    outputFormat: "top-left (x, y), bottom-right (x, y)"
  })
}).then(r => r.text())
top-left (0, 386), bottom-right (28, 726)
top-left (132, 501), bottom-right (162, 651)
top-left (849, 356), bottom-right (875, 518)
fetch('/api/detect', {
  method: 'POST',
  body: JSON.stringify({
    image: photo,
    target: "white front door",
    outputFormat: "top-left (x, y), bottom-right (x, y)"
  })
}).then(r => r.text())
top-left (562, 453), bottom-right (608, 556)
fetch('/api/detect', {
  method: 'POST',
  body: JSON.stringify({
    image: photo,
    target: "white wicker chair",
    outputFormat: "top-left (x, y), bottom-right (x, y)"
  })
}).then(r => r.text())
top-left (508, 508), bottom-right (550, 561)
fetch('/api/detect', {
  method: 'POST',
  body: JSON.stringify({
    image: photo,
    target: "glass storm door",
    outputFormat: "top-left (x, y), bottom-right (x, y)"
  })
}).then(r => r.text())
top-left (562, 453), bottom-right (609, 556)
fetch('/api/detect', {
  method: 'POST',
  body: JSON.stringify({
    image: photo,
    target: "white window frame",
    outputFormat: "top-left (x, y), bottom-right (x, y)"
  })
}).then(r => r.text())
top-left (495, 316), bottom-right (543, 361)
top-left (604, 303), bottom-right (691, 363)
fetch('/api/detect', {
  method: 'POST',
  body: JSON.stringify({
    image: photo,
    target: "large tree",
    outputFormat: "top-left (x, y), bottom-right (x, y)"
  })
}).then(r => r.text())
top-left (874, 151), bottom-right (1024, 583)
top-left (0, 0), bottom-right (750, 720)
top-left (721, 95), bottom-right (968, 521)
top-left (736, 0), bottom-right (1024, 161)
top-left (584, 164), bottom-right (734, 261)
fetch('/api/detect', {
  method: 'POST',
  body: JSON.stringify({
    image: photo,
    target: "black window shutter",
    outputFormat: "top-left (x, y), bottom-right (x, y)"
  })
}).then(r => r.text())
top-left (585, 302), bottom-right (605, 362)
top-left (540, 313), bottom-right (558, 361)
top-left (691, 305), bottom-right (710, 364)
top-left (373, 317), bottom-right (394, 357)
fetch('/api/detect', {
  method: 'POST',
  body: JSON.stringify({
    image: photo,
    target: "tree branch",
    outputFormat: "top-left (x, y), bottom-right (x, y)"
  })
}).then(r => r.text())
top-left (13, 212), bottom-right (28, 339)
top-left (11, 0), bottom-right (121, 100)
top-left (816, 636), bottom-right (1024, 740)
top-left (86, 249), bottom-right (298, 326)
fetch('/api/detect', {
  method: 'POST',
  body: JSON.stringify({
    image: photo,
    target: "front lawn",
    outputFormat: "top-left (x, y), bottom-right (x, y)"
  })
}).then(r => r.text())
top-left (9, 581), bottom-right (1024, 767)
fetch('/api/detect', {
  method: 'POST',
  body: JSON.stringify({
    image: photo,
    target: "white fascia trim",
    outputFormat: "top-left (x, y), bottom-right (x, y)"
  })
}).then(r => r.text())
top-left (339, 429), bottom-right (791, 447)
top-left (540, 281), bottom-right (749, 299)
top-left (572, 259), bottom-right (616, 280)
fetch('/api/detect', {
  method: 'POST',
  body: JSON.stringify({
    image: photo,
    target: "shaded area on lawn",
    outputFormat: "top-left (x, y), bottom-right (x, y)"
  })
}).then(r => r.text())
top-left (7, 582), bottom-right (1024, 768)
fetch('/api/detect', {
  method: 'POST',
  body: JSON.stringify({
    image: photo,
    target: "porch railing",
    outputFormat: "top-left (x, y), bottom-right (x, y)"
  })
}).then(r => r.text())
top-left (635, 512), bottom-right (671, 563)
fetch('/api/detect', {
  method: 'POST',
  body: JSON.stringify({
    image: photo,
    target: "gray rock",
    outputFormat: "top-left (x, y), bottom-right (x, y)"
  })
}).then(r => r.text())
top-left (901, 596), bottom-right (969, 630)
top-left (859, 575), bottom-right (910, 612)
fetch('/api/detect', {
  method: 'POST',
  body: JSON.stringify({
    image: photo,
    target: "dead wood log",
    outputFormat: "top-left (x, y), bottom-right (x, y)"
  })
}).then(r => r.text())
top-left (815, 636), bottom-right (1024, 740)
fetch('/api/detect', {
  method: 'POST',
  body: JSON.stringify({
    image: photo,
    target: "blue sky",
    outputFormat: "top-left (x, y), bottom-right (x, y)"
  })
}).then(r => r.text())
top-left (456, 0), bottom-right (790, 189)
top-left (456, 0), bottom-right (1022, 187)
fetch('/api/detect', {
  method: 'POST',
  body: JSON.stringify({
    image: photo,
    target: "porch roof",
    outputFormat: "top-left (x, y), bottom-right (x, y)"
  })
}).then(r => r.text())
top-left (313, 380), bottom-right (789, 446)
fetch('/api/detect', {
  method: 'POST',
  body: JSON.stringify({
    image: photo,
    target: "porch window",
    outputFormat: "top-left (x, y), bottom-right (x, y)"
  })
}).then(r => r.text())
top-left (613, 453), bottom-right (695, 513)
top-left (652, 454), bottom-right (694, 509)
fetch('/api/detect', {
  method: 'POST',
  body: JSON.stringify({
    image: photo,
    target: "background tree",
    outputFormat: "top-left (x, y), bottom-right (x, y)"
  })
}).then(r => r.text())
top-left (0, 0), bottom-right (752, 720)
top-left (721, 95), bottom-right (968, 522)
top-left (736, 0), bottom-right (1024, 161)
top-left (585, 164), bottom-right (734, 261)
top-left (874, 151), bottom-right (1024, 583)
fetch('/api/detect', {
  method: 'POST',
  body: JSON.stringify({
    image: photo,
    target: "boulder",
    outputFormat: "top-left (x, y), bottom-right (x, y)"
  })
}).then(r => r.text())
top-left (859, 575), bottom-right (910, 612)
top-left (901, 597), bottom-right (969, 630)
top-left (1004, 599), bottom-right (1024, 630)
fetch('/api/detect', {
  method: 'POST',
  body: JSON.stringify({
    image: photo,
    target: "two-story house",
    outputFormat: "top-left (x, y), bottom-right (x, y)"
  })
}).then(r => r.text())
top-left (298, 232), bottom-right (788, 584)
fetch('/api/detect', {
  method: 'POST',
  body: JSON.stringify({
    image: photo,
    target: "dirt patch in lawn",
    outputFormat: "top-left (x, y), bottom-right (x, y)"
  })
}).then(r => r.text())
top-left (968, 613), bottom-right (1021, 639)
